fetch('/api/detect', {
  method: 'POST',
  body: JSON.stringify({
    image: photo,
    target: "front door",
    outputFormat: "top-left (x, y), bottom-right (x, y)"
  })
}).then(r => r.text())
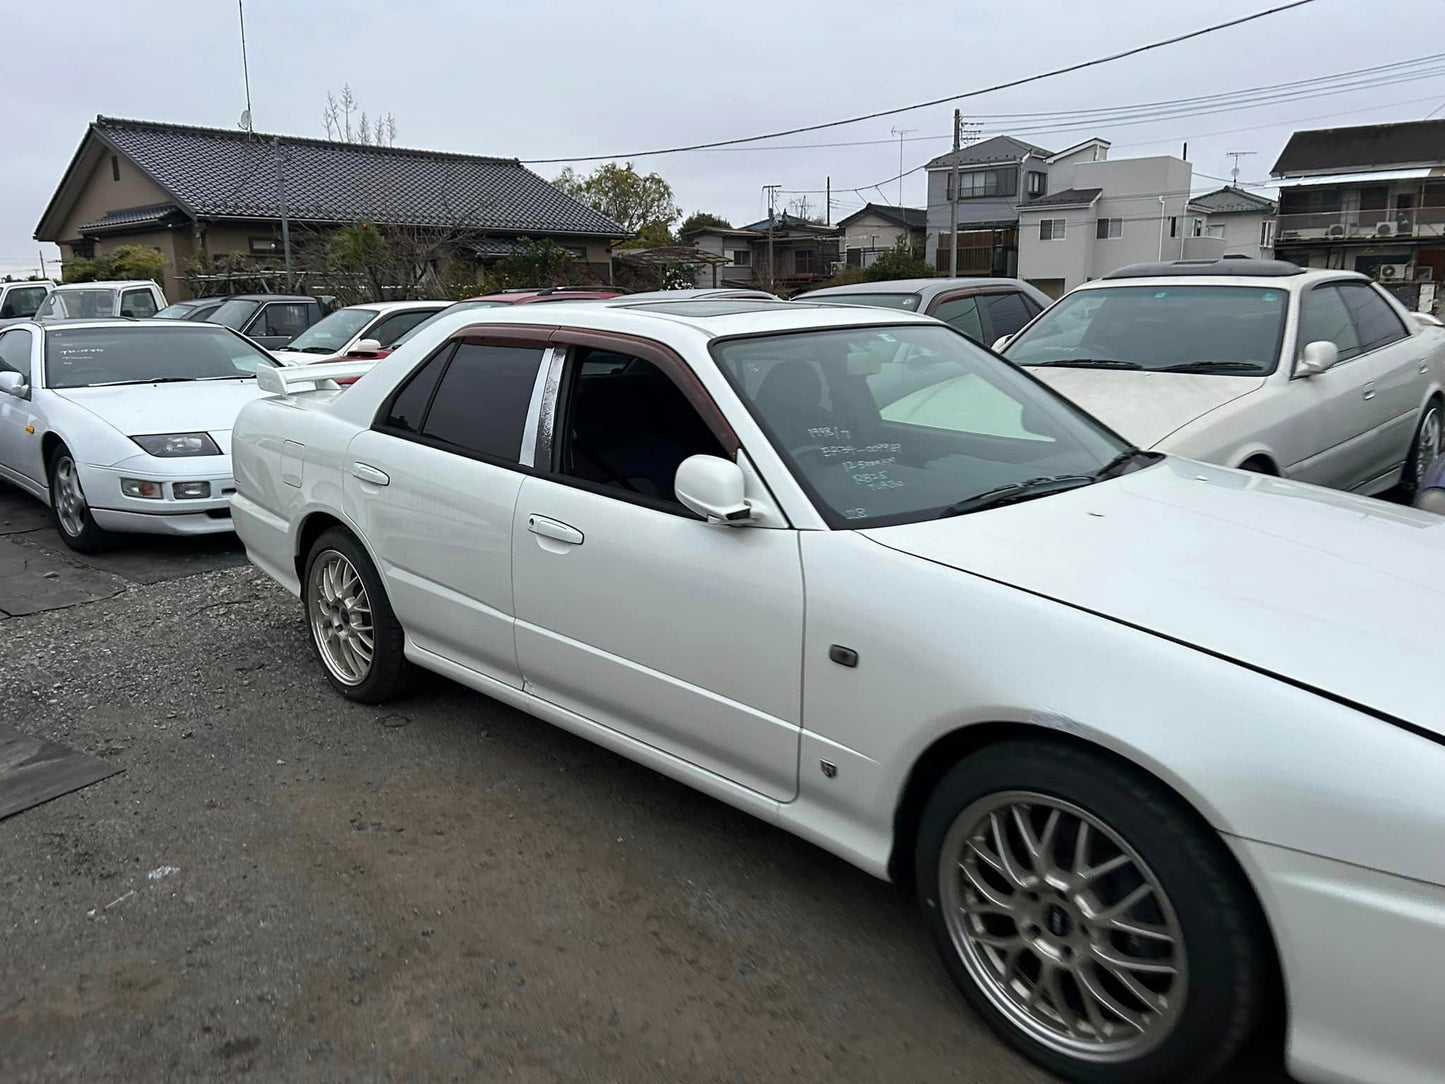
top-left (0, 329), bottom-right (45, 493)
top-left (509, 342), bottom-right (805, 801)
top-left (342, 337), bottom-right (551, 685)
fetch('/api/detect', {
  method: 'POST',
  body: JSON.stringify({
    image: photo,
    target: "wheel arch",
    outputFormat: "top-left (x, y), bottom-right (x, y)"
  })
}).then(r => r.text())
top-left (40, 430), bottom-right (66, 474)
top-left (294, 509), bottom-right (362, 584)
top-left (1235, 451), bottom-right (1280, 475)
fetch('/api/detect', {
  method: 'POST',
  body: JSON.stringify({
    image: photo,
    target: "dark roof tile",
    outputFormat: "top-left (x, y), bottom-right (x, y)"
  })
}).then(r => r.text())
top-left (836, 203), bottom-right (926, 230)
top-left (1187, 186), bottom-right (1276, 214)
top-left (1271, 119), bottom-right (1445, 176)
top-left (77, 202), bottom-right (185, 233)
top-left (925, 135), bottom-right (1053, 170)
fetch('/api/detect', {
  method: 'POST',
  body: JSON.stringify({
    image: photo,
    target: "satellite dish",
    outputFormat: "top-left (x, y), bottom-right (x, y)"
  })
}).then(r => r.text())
top-left (239, 109), bottom-right (252, 132)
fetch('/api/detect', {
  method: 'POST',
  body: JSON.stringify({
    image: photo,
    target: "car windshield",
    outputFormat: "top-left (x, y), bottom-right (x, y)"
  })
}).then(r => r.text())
top-left (804, 292), bottom-right (921, 311)
top-left (45, 326), bottom-right (279, 388)
top-left (283, 308), bottom-right (377, 353)
top-left (713, 324), bottom-right (1130, 528)
top-left (37, 288), bottom-right (118, 320)
top-left (1004, 285), bottom-right (1288, 375)
top-left (209, 299), bottom-right (262, 330)
top-left (391, 301), bottom-right (509, 347)
top-left (154, 302), bottom-right (200, 320)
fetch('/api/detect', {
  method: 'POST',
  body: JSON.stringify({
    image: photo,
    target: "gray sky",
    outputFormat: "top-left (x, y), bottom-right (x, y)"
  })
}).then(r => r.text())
top-left (5, 0), bottom-right (1441, 280)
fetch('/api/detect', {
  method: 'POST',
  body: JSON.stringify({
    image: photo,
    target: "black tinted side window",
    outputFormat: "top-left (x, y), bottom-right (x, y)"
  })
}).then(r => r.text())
top-left (382, 346), bottom-right (452, 434)
top-left (982, 292), bottom-right (1033, 338)
top-left (420, 343), bottom-right (546, 461)
top-left (1338, 283), bottom-right (1408, 352)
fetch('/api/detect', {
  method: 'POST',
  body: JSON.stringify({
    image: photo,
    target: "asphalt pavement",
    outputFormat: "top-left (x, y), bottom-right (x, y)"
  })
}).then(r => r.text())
top-left (0, 481), bottom-right (1291, 1083)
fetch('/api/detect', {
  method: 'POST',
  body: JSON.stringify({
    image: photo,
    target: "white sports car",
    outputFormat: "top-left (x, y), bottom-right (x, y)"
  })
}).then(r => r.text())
top-left (231, 299), bottom-right (1445, 1084)
top-left (1000, 259), bottom-right (1445, 497)
top-left (0, 318), bottom-right (280, 551)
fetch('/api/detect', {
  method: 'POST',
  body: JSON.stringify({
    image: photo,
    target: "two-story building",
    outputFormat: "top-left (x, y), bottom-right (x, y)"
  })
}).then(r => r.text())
top-left (686, 212), bottom-right (840, 292)
top-left (1185, 186), bottom-right (1278, 259)
top-left (924, 135), bottom-right (1059, 277)
top-left (1271, 118), bottom-right (1445, 303)
top-left (836, 203), bottom-right (926, 268)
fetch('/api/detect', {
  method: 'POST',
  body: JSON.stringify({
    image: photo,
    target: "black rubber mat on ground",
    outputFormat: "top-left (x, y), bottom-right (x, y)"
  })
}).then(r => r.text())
top-left (0, 724), bottom-right (122, 820)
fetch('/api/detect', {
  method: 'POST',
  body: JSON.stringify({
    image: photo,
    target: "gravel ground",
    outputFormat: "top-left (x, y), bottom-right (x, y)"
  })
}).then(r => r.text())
top-left (0, 497), bottom-right (1292, 1083)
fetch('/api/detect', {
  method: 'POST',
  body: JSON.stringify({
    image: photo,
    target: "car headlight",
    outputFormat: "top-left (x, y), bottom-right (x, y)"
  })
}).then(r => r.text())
top-left (131, 432), bottom-right (221, 457)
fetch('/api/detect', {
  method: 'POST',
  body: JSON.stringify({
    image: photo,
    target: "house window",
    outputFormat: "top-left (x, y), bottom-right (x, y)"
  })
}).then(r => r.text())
top-left (1026, 171), bottom-right (1047, 197)
top-left (111, 155), bottom-right (120, 182)
top-left (950, 170), bottom-right (1000, 200)
top-left (1095, 218), bottom-right (1123, 239)
top-left (1261, 220), bottom-right (1276, 247)
top-left (71, 241), bottom-right (95, 260)
top-left (795, 248), bottom-right (816, 274)
top-left (249, 236), bottom-right (281, 255)
top-left (562, 245), bottom-right (588, 260)
top-left (1205, 223), bottom-right (1226, 239)
top-left (731, 249), bottom-right (751, 266)
top-left (1171, 216), bottom-right (1201, 238)
top-left (1039, 219), bottom-right (1066, 241)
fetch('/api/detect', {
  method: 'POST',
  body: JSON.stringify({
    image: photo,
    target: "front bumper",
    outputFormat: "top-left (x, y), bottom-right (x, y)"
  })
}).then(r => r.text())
top-left (81, 459), bottom-right (236, 536)
top-left (1226, 835), bottom-right (1445, 1084)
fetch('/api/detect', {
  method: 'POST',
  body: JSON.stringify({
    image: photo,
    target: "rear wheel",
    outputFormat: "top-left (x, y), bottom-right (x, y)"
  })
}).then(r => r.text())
top-left (48, 444), bottom-right (111, 553)
top-left (303, 528), bottom-right (409, 702)
top-left (916, 741), bottom-right (1265, 1084)
top-left (1402, 398), bottom-right (1442, 498)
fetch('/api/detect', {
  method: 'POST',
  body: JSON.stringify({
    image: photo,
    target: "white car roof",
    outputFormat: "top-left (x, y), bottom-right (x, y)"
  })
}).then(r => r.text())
top-left (50, 280), bottom-right (159, 290)
top-left (24, 318), bottom-right (242, 333)
top-left (1071, 267), bottom-right (1366, 293)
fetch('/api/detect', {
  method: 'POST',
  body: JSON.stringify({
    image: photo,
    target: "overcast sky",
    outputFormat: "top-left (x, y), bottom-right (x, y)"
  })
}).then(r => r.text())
top-left (5, 0), bottom-right (1443, 279)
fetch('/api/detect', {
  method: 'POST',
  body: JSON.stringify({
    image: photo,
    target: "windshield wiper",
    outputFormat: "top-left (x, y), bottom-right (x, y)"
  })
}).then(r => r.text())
top-left (86, 376), bottom-right (197, 386)
top-left (1154, 360), bottom-right (1265, 374)
top-left (297, 345), bottom-right (338, 354)
top-left (939, 474), bottom-right (1097, 518)
top-left (1029, 358), bottom-right (1144, 370)
top-left (1091, 447), bottom-right (1162, 480)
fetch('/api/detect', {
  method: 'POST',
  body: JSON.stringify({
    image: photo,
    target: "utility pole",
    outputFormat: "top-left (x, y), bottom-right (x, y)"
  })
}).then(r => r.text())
top-left (38, 250), bottom-right (48, 281)
top-left (825, 176), bottom-right (831, 226)
top-left (273, 138), bottom-right (293, 290)
top-left (949, 110), bottom-right (961, 277)
top-left (890, 126), bottom-right (916, 206)
top-left (762, 184), bottom-right (780, 291)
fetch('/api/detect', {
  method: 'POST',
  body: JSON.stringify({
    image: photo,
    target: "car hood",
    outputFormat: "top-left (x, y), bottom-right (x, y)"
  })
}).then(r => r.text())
top-left (271, 349), bottom-right (342, 365)
top-left (863, 456), bottom-right (1445, 730)
top-left (54, 380), bottom-right (265, 453)
top-left (1027, 368), bottom-right (1265, 448)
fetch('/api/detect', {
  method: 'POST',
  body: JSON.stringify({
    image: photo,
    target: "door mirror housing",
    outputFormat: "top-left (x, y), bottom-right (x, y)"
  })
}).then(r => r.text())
top-left (674, 454), bottom-right (753, 525)
top-left (0, 371), bottom-right (28, 398)
top-left (992, 335), bottom-right (1012, 352)
top-left (350, 338), bottom-right (383, 356)
top-left (1296, 339), bottom-right (1339, 377)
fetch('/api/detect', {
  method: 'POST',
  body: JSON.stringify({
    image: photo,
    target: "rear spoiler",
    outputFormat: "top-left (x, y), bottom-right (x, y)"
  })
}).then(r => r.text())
top-left (255, 360), bottom-right (379, 398)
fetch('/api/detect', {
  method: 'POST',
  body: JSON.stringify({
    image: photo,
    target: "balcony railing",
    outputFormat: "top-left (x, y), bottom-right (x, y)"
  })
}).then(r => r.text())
top-left (1275, 207), bottom-right (1445, 243)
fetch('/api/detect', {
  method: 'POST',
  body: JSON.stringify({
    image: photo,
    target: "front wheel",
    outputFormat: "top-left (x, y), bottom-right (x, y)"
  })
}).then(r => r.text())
top-left (915, 741), bottom-right (1266, 1084)
top-left (48, 444), bottom-right (111, 553)
top-left (303, 528), bottom-right (410, 703)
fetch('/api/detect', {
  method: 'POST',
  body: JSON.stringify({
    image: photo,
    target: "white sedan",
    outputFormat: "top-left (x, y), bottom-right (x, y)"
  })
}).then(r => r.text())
top-left (231, 299), bottom-right (1445, 1084)
top-left (270, 300), bottom-right (451, 366)
top-left (999, 260), bottom-right (1445, 496)
top-left (0, 318), bottom-right (279, 551)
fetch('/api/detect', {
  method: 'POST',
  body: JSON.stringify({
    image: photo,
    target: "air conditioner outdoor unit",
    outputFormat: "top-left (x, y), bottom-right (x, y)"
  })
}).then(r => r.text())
top-left (1376, 221), bottom-right (1399, 238)
top-left (1377, 263), bottom-right (1408, 281)
top-left (1326, 224), bottom-right (1347, 239)
top-left (1417, 265), bottom-right (1434, 282)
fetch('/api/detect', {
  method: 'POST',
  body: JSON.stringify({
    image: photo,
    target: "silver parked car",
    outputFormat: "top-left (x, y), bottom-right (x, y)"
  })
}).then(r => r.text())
top-left (793, 277), bottom-right (1053, 347)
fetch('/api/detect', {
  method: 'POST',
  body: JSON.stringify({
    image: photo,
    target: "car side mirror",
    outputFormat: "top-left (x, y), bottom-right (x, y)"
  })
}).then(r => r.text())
top-left (0, 371), bottom-right (28, 398)
top-left (1296, 340), bottom-right (1339, 377)
top-left (992, 335), bottom-right (1012, 352)
top-left (350, 338), bottom-right (383, 356)
top-left (674, 454), bottom-right (753, 525)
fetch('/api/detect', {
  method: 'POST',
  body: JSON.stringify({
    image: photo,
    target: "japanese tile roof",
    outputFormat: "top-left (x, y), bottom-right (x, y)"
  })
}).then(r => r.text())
top-left (1271, 119), bottom-right (1445, 176)
top-left (835, 203), bottom-right (927, 230)
top-left (83, 116), bottom-right (629, 236)
top-left (1187, 185), bottom-right (1277, 215)
top-left (1016, 187), bottom-right (1102, 209)
top-left (737, 211), bottom-right (839, 233)
top-left (925, 135), bottom-right (1054, 170)
top-left (76, 202), bottom-right (186, 233)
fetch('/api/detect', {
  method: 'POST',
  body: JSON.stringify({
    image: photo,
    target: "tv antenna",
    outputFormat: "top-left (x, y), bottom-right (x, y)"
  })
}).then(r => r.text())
top-left (238, 0), bottom-right (254, 134)
top-left (1226, 150), bottom-right (1256, 184)
top-left (889, 126), bottom-right (918, 205)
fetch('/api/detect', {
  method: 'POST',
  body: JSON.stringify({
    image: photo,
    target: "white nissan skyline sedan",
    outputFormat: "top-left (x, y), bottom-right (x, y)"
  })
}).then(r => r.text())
top-left (0, 318), bottom-right (280, 551)
top-left (998, 259), bottom-right (1445, 497)
top-left (230, 299), bottom-right (1445, 1084)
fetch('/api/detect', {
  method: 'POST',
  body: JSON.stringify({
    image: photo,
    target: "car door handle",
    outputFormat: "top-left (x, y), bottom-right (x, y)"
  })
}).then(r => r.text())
top-left (1362, 383), bottom-right (1377, 401)
top-left (527, 515), bottom-right (583, 545)
top-left (350, 462), bottom-right (390, 486)
top-left (1418, 358), bottom-right (1430, 374)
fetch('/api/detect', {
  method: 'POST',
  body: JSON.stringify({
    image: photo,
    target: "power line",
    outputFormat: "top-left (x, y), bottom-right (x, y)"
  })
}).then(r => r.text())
top-left (521, 0), bottom-right (1319, 164)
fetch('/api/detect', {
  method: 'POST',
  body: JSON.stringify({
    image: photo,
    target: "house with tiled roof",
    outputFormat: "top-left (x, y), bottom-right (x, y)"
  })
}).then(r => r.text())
top-left (835, 203), bottom-right (926, 268)
top-left (35, 116), bottom-right (630, 299)
top-left (1186, 186), bottom-right (1278, 260)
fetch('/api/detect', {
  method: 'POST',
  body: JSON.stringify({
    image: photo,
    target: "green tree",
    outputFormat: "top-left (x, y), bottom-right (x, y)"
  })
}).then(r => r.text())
top-left (482, 238), bottom-right (583, 292)
top-left (863, 236), bottom-right (934, 281)
top-left (553, 162), bottom-right (680, 237)
top-left (678, 211), bottom-right (732, 240)
top-left (62, 244), bottom-right (168, 285)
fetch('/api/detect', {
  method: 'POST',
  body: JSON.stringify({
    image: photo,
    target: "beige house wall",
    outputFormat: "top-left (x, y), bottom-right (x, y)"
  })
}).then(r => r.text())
top-left (57, 152), bottom-right (172, 243)
top-left (91, 227), bottom-right (189, 301)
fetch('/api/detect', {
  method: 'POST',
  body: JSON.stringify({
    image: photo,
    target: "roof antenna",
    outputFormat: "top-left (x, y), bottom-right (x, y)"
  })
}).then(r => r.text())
top-left (1226, 149), bottom-right (1256, 184)
top-left (238, 0), bottom-right (254, 136)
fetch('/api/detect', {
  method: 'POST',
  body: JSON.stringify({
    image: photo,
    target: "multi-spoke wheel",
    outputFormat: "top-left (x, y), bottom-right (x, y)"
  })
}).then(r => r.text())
top-left (917, 742), bottom-right (1268, 1084)
top-left (303, 527), bottom-right (409, 702)
top-left (48, 443), bottom-right (110, 553)
top-left (1403, 398), bottom-right (1442, 497)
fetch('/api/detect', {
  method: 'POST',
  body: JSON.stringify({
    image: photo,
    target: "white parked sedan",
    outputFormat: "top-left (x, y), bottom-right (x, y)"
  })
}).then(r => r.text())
top-left (0, 318), bottom-right (280, 551)
top-left (999, 259), bottom-right (1445, 496)
top-left (270, 300), bottom-right (451, 366)
top-left (231, 299), bottom-right (1445, 1084)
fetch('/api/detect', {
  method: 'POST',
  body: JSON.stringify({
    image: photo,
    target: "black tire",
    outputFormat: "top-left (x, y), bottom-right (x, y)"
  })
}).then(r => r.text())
top-left (302, 527), bottom-right (410, 703)
top-left (47, 443), bottom-right (111, 553)
top-left (915, 740), bottom-right (1265, 1084)
top-left (1401, 397), bottom-right (1443, 499)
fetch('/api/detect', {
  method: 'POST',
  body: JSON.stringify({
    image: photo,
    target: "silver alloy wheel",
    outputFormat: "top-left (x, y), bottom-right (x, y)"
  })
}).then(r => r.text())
top-left (307, 550), bottom-right (375, 686)
top-left (1411, 404), bottom-right (1442, 489)
top-left (53, 455), bottom-right (88, 538)
top-left (940, 791), bottom-right (1187, 1062)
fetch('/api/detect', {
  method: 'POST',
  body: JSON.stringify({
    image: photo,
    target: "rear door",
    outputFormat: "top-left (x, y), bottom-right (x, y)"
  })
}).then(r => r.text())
top-left (245, 302), bottom-right (313, 348)
top-left (342, 334), bottom-right (552, 685)
top-left (1333, 281), bottom-right (1420, 486)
